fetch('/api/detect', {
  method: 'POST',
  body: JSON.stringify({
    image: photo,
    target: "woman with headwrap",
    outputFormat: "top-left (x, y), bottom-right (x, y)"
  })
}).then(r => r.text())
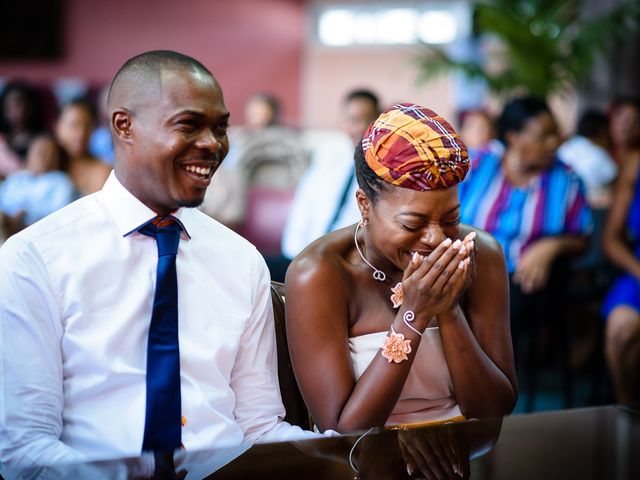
top-left (285, 104), bottom-right (517, 436)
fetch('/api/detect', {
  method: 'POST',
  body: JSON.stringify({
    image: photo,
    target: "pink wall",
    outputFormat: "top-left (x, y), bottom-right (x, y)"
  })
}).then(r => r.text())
top-left (0, 0), bottom-right (305, 125)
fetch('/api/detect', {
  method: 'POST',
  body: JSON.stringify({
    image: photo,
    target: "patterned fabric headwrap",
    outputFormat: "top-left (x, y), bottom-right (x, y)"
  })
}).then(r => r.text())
top-left (361, 103), bottom-right (469, 190)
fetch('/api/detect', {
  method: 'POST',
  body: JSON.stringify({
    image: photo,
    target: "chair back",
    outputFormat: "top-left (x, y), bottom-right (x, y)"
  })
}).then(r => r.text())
top-left (270, 281), bottom-right (312, 429)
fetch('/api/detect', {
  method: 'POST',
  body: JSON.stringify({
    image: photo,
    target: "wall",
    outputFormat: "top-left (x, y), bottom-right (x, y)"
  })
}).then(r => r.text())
top-left (0, 0), bottom-right (306, 126)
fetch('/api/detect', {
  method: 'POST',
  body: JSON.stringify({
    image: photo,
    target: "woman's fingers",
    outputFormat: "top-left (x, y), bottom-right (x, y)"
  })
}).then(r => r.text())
top-left (403, 251), bottom-right (424, 280)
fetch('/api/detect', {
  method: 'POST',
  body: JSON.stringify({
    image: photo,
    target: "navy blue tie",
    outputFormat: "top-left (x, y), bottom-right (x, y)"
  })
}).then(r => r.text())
top-left (139, 217), bottom-right (183, 452)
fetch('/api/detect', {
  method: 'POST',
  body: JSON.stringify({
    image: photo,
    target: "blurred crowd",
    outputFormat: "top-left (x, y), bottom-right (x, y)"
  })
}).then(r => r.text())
top-left (1, 77), bottom-right (639, 407)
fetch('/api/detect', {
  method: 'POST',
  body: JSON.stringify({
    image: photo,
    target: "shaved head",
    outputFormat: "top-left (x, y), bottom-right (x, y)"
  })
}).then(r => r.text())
top-left (107, 50), bottom-right (216, 115)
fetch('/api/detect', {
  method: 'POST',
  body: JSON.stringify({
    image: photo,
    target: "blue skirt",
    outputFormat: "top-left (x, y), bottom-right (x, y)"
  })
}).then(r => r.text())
top-left (602, 274), bottom-right (640, 318)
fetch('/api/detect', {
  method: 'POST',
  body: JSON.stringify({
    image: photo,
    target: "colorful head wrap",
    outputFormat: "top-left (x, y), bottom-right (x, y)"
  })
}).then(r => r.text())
top-left (362, 103), bottom-right (469, 191)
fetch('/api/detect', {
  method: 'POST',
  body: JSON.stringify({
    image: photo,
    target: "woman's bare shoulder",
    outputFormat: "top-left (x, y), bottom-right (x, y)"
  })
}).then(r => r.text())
top-left (285, 228), bottom-right (354, 296)
top-left (460, 223), bottom-right (504, 262)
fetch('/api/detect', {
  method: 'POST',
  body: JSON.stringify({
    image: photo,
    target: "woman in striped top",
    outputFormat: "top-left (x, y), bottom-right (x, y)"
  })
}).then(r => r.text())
top-left (459, 96), bottom-right (593, 371)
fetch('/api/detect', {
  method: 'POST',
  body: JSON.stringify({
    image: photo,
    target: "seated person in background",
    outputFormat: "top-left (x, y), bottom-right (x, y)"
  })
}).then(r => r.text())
top-left (0, 135), bottom-right (74, 236)
top-left (0, 81), bottom-right (46, 178)
top-left (88, 85), bottom-right (115, 166)
top-left (286, 104), bottom-right (517, 433)
top-left (458, 96), bottom-right (592, 363)
top-left (281, 89), bottom-right (380, 260)
top-left (0, 50), bottom-right (316, 477)
top-left (55, 98), bottom-right (111, 196)
top-left (609, 97), bottom-right (640, 170)
top-left (458, 108), bottom-right (503, 157)
top-left (558, 109), bottom-right (618, 208)
top-left (602, 116), bottom-right (640, 404)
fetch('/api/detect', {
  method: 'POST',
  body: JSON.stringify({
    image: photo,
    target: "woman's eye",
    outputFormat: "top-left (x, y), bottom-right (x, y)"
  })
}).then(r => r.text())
top-left (444, 218), bottom-right (461, 227)
top-left (401, 225), bottom-right (420, 232)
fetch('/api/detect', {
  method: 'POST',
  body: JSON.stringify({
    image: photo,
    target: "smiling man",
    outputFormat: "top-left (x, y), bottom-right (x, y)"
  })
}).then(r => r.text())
top-left (0, 51), bottom-right (312, 477)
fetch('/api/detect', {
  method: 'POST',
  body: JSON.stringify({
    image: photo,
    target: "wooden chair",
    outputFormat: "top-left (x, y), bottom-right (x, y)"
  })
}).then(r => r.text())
top-left (270, 281), bottom-right (313, 429)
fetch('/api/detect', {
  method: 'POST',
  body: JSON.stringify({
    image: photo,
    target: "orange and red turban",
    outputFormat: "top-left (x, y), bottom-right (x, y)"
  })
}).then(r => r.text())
top-left (362, 103), bottom-right (469, 191)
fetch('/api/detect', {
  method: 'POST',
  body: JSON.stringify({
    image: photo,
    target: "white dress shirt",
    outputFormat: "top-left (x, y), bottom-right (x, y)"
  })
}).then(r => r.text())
top-left (0, 172), bottom-right (312, 476)
top-left (281, 133), bottom-right (361, 260)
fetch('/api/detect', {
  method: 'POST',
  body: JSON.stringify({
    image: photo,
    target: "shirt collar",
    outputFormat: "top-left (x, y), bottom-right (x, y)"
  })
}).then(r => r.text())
top-left (100, 171), bottom-right (192, 239)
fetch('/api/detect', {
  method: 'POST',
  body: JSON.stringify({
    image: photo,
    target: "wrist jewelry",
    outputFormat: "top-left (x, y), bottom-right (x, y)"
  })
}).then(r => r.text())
top-left (402, 310), bottom-right (422, 337)
top-left (381, 326), bottom-right (412, 363)
top-left (349, 427), bottom-right (375, 479)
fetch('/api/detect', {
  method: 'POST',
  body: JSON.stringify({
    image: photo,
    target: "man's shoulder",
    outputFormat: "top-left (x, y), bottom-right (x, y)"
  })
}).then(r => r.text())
top-left (13, 194), bottom-right (102, 244)
top-left (188, 208), bottom-right (259, 255)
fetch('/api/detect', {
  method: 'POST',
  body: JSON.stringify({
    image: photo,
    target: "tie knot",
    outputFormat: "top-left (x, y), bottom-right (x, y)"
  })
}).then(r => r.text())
top-left (139, 216), bottom-right (183, 257)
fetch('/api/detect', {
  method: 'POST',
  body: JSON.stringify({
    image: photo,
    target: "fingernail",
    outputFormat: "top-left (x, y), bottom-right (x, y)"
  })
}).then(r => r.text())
top-left (458, 260), bottom-right (465, 269)
top-left (443, 238), bottom-right (453, 247)
top-left (465, 231), bottom-right (477, 241)
top-left (460, 245), bottom-right (466, 255)
top-left (412, 251), bottom-right (420, 263)
top-left (468, 240), bottom-right (475, 250)
top-left (452, 239), bottom-right (462, 248)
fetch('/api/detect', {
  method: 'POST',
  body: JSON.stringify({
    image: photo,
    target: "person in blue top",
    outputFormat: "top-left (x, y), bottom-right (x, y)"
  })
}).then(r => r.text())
top-left (602, 117), bottom-right (640, 404)
top-left (0, 135), bottom-right (74, 237)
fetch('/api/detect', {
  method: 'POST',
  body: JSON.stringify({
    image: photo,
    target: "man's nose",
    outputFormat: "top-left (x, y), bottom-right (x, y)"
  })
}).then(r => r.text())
top-left (196, 129), bottom-right (222, 153)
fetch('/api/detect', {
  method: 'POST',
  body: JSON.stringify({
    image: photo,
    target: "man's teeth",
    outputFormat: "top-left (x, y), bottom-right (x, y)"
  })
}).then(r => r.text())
top-left (184, 165), bottom-right (212, 176)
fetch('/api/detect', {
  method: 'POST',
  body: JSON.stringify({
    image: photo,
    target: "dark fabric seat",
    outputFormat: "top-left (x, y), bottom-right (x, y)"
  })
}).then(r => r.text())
top-left (270, 281), bottom-right (312, 429)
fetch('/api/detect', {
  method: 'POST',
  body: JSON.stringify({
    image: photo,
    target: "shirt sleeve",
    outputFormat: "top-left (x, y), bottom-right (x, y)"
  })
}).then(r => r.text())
top-left (229, 249), bottom-right (321, 443)
top-left (564, 172), bottom-right (594, 235)
top-left (0, 235), bottom-right (86, 475)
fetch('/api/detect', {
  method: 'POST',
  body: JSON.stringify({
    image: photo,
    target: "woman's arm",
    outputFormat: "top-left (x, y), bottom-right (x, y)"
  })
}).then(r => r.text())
top-left (603, 156), bottom-right (640, 280)
top-left (438, 231), bottom-right (518, 419)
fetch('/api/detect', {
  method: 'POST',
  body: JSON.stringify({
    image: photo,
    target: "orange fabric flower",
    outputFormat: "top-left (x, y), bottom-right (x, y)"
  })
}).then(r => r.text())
top-left (381, 330), bottom-right (412, 363)
top-left (390, 282), bottom-right (404, 308)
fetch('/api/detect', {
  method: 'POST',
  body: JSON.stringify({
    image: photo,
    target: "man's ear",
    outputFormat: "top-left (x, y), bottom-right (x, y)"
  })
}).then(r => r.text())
top-left (112, 109), bottom-right (133, 144)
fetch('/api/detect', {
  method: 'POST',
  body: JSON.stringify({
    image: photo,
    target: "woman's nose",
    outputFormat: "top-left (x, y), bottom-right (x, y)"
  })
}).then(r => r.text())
top-left (419, 225), bottom-right (446, 249)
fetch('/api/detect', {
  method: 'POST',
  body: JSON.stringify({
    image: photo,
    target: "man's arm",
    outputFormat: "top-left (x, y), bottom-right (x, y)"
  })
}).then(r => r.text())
top-left (0, 235), bottom-right (85, 474)
top-left (229, 249), bottom-right (320, 443)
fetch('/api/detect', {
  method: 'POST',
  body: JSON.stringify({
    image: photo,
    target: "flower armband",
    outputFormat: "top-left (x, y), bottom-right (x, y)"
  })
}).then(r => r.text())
top-left (381, 326), bottom-right (412, 363)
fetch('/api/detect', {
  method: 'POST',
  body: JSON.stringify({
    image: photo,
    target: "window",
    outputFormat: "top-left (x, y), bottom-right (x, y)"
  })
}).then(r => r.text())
top-left (315, 2), bottom-right (471, 47)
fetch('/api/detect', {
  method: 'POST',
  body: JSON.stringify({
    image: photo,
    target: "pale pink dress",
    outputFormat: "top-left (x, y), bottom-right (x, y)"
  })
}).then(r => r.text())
top-left (349, 327), bottom-right (463, 426)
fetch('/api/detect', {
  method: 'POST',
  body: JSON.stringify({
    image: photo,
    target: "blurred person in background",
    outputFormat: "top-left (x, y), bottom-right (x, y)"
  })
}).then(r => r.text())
top-left (88, 85), bottom-right (115, 166)
top-left (281, 89), bottom-right (380, 260)
top-left (55, 98), bottom-right (111, 196)
top-left (602, 102), bottom-right (640, 404)
top-left (458, 97), bottom-right (592, 388)
top-left (558, 109), bottom-right (617, 209)
top-left (0, 135), bottom-right (74, 238)
top-left (458, 108), bottom-right (502, 157)
top-left (0, 81), bottom-right (46, 178)
top-left (199, 92), bottom-right (287, 231)
top-left (609, 97), bottom-right (640, 170)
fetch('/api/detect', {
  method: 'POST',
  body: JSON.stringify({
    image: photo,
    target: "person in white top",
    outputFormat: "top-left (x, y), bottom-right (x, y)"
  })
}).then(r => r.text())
top-left (0, 50), bottom-right (315, 479)
top-left (558, 109), bottom-right (618, 208)
top-left (281, 90), bottom-right (380, 260)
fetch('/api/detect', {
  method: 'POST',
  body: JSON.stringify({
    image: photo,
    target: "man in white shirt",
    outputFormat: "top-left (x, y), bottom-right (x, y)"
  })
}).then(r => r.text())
top-left (0, 50), bottom-right (313, 478)
top-left (281, 90), bottom-right (380, 260)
